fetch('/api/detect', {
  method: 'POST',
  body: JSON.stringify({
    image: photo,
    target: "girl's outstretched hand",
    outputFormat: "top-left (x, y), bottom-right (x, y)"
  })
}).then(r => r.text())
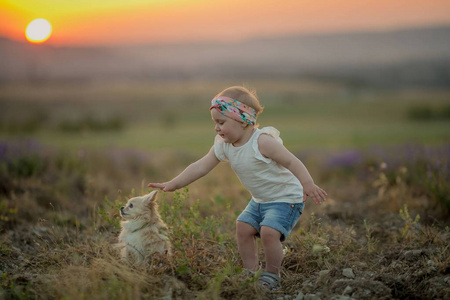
top-left (303, 182), bottom-right (327, 204)
top-left (147, 182), bottom-right (177, 192)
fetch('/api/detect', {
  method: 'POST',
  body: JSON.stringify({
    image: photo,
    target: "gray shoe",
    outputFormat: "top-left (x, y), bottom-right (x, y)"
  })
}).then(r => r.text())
top-left (258, 271), bottom-right (281, 291)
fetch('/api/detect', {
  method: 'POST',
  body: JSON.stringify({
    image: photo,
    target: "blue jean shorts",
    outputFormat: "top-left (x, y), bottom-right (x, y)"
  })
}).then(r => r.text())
top-left (237, 199), bottom-right (304, 242)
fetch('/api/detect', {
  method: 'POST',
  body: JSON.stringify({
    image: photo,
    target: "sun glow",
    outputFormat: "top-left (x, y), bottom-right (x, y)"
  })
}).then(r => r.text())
top-left (25, 18), bottom-right (52, 43)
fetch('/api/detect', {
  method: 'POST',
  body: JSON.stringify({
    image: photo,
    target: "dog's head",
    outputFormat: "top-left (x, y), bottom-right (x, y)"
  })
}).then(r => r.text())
top-left (120, 190), bottom-right (158, 221)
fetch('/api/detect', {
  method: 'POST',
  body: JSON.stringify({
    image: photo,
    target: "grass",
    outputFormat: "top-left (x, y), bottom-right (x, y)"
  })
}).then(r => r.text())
top-left (1, 80), bottom-right (449, 153)
top-left (0, 139), bottom-right (449, 299)
top-left (0, 80), bottom-right (449, 299)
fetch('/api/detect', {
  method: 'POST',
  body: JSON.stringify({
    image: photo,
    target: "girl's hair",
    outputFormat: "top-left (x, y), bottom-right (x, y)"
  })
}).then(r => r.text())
top-left (215, 86), bottom-right (264, 116)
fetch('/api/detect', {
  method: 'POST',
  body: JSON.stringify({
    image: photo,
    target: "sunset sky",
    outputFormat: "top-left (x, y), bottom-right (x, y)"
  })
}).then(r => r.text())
top-left (1, 0), bottom-right (450, 46)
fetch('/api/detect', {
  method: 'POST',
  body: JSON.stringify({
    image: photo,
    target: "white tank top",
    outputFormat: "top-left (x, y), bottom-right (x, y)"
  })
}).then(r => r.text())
top-left (214, 127), bottom-right (304, 203)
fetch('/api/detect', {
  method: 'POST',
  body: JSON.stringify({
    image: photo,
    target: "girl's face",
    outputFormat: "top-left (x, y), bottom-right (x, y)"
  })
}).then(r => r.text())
top-left (211, 109), bottom-right (247, 145)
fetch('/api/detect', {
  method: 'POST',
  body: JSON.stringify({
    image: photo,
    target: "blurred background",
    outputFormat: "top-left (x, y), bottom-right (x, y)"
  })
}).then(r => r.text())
top-left (1, 0), bottom-right (449, 154)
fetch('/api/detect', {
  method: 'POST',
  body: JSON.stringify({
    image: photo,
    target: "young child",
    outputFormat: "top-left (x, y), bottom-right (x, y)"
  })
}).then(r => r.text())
top-left (148, 86), bottom-right (327, 291)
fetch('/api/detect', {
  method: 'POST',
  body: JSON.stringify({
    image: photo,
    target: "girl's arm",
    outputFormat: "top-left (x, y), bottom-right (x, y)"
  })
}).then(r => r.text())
top-left (258, 134), bottom-right (327, 204)
top-left (148, 146), bottom-right (220, 192)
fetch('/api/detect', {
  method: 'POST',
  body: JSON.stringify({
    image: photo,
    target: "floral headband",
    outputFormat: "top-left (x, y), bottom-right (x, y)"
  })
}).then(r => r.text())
top-left (210, 96), bottom-right (257, 125)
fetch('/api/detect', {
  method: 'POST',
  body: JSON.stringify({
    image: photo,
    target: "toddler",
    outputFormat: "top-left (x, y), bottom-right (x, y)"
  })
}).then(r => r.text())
top-left (148, 86), bottom-right (327, 291)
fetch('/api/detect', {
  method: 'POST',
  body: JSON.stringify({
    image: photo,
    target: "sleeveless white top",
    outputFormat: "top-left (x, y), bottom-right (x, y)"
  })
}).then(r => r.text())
top-left (214, 127), bottom-right (304, 203)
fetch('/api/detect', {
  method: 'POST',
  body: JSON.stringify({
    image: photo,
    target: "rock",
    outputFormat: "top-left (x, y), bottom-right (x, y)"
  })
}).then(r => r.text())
top-left (353, 262), bottom-right (367, 268)
top-left (362, 289), bottom-right (372, 297)
top-left (330, 296), bottom-right (355, 300)
top-left (302, 279), bottom-right (314, 293)
top-left (294, 291), bottom-right (304, 300)
top-left (359, 271), bottom-right (375, 279)
top-left (316, 270), bottom-right (331, 285)
top-left (302, 279), bottom-right (313, 287)
top-left (342, 268), bottom-right (355, 279)
top-left (389, 260), bottom-right (399, 268)
top-left (403, 249), bottom-right (423, 261)
top-left (331, 279), bottom-right (391, 299)
top-left (405, 249), bottom-right (422, 255)
top-left (343, 285), bottom-right (353, 295)
top-left (304, 294), bottom-right (321, 300)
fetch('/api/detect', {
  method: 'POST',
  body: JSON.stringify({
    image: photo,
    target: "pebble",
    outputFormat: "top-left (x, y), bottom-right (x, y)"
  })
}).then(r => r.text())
top-left (294, 292), bottom-right (304, 300)
top-left (404, 249), bottom-right (423, 260)
top-left (316, 270), bottom-right (330, 284)
top-left (353, 262), bottom-right (367, 268)
top-left (342, 268), bottom-right (355, 279)
top-left (302, 279), bottom-right (314, 288)
top-left (304, 293), bottom-right (321, 300)
top-left (330, 296), bottom-right (354, 300)
top-left (343, 285), bottom-right (353, 295)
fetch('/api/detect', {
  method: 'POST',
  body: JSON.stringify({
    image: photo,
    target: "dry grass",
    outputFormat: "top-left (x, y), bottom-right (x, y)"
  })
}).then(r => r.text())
top-left (1, 139), bottom-right (449, 299)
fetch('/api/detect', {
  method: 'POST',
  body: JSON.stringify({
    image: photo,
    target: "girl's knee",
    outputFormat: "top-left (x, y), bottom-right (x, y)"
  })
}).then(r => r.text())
top-left (260, 226), bottom-right (282, 243)
top-left (236, 221), bottom-right (258, 237)
top-left (236, 221), bottom-right (255, 231)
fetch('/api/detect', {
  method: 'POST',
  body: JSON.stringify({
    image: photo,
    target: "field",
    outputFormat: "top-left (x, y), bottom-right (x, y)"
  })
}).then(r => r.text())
top-left (0, 80), bottom-right (449, 299)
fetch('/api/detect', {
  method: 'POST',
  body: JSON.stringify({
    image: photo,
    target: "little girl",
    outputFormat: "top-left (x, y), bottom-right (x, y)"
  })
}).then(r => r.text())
top-left (148, 86), bottom-right (327, 291)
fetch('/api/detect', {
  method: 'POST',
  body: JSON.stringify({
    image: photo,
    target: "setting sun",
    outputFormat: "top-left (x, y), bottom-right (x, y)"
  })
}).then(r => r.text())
top-left (25, 18), bottom-right (52, 43)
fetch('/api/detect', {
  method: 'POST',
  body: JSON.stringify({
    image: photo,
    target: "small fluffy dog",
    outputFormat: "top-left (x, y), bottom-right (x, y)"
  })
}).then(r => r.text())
top-left (118, 190), bottom-right (172, 265)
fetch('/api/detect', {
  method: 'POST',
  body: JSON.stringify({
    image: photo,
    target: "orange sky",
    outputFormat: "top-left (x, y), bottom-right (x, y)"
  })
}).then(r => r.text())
top-left (1, 0), bottom-right (450, 46)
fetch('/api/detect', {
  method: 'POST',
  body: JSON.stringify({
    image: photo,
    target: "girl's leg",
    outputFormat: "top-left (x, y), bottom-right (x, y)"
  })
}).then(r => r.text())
top-left (260, 225), bottom-right (283, 276)
top-left (236, 221), bottom-right (259, 271)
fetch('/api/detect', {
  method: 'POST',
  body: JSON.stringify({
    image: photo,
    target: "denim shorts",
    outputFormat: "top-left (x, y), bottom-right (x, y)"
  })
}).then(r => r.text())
top-left (237, 199), bottom-right (304, 242)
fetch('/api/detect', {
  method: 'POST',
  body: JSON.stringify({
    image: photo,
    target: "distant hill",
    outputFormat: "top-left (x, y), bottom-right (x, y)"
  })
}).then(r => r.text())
top-left (1, 25), bottom-right (450, 87)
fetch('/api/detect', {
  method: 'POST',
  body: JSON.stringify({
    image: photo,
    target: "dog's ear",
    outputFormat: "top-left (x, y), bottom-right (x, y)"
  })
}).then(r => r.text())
top-left (143, 190), bottom-right (158, 206)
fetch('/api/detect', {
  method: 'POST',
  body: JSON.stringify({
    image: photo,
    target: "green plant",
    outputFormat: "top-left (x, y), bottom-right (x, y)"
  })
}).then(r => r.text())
top-left (399, 204), bottom-right (421, 240)
top-left (295, 213), bottom-right (330, 266)
top-left (97, 195), bottom-right (124, 230)
top-left (0, 243), bottom-right (11, 255)
top-left (0, 200), bottom-right (18, 229)
top-left (158, 188), bottom-right (236, 287)
top-left (6, 155), bottom-right (47, 178)
top-left (423, 160), bottom-right (450, 211)
top-left (200, 264), bottom-right (246, 299)
top-left (407, 105), bottom-right (434, 120)
top-left (407, 104), bottom-right (450, 121)
top-left (363, 219), bottom-right (379, 253)
top-left (0, 272), bottom-right (34, 300)
top-left (160, 188), bottom-right (227, 242)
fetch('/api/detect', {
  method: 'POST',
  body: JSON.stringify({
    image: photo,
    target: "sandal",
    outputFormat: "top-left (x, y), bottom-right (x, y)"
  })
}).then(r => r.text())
top-left (258, 271), bottom-right (281, 291)
top-left (242, 269), bottom-right (256, 277)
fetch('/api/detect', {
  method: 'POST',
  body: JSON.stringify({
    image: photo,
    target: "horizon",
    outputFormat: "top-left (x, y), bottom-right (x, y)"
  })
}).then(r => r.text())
top-left (1, 0), bottom-right (450, 47)
top-left (1, 23), bottom-right (449, 49)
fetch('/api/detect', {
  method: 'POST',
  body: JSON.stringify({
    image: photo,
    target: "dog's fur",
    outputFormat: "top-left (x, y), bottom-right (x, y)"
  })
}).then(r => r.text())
top-left (118, 191), bottom-right (172, 265)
